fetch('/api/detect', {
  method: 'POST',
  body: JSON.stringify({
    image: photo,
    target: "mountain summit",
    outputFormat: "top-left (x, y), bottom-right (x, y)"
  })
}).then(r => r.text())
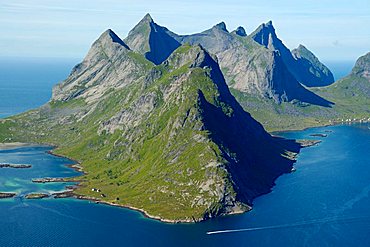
top-left (124, 13), bottom-right (180, 65)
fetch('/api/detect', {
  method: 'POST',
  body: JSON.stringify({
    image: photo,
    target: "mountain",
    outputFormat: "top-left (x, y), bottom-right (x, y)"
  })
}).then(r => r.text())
top-left (351, 52), bottom-right (370, 79)
top-left (250, 21), bottom-right (334, 87)
top-left (232, 52), bottom-right (370, 131)
top-left (52, 29), bottom-right (151, 102)
top-left (166, 21), bottom-right (332, 106)
top-left (312, 52), bottom-right (370, 106)
top-left (0, 31), bottom-right (301, 222)
top-left (124, 13), bottom-right (181, 65)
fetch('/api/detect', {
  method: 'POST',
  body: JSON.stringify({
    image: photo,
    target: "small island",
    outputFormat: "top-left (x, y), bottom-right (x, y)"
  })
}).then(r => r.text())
top-left (0, 192), bottom-right (16, 199)
top-left (297, 139), bottom-right (322, 147)
top-left (25, 193), bottom-right (49, 199)
top-left (309, 133), bottom-right (328, 137)
top-left (0, 163), bottom-right (32, 169)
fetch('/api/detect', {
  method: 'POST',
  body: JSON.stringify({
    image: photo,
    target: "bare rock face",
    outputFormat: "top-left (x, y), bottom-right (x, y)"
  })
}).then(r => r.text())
top-left (124, 13), bottom-right (181, 65)
top-left (52, 29), bottom-right (149, 103)
top-left (250, 22), bottom-right (334, 87)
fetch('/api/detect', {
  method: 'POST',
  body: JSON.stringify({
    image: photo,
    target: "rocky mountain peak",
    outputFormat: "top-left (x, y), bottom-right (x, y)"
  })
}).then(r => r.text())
top-left (141, 13), bottom-right (153, 23)
top-left (250, 21), bottom-right (278, 49)
top-left (213, 22), bottom-right (228, 32)
top-left (291, 44), bottom-right (335, 86)
top-left (98, 29), bottom-right (130, 49)
top-left (232, 26), bottom-right (247, 37)
top-left (124, 13), bottom-right (180, 65)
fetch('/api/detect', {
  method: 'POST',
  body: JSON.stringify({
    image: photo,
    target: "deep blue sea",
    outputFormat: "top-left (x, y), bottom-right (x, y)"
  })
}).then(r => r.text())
top-left (1, 59), bottom-right (369, 246)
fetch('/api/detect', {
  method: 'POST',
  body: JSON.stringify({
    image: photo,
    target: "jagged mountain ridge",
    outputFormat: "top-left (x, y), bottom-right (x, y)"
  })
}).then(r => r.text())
top-left (122, 14), bottom-right (332, 106)
top-left (250, 21), bottom-right (334, 87)
top-left (0, 30), bottom-right (301, 221)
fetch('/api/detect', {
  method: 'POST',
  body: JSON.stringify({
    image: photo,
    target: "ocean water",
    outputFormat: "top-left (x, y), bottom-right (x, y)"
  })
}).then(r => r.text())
top-left (324, 61), bottom-right (354, 81)
top-left (1, 59), bottom-right (369, 246)
top-left (0, 57), bottom-right (78, 118)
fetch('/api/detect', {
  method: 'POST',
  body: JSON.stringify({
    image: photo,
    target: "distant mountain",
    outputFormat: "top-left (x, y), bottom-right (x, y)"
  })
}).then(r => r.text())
top-left (351, 52), bottom-right (370, 79)
top-left (250, 21), bottom-right (334, 87)
top-left (313, 52), bottom-right (370, 104)
top-left (0, 31), bottom-right (301, 222)
top-left (124, 13), bottom-right (180, 65)
top-left (233, 52), bottom-right (370, 131)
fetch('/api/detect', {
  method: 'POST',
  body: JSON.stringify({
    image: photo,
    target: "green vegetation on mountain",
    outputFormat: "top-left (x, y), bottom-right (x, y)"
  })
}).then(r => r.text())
top-left (0, 31), bottom-right (300, 222)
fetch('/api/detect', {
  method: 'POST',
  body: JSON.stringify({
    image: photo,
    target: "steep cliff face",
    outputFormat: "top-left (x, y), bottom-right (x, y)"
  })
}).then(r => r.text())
top-left (250, 22), bottom-right (334, 87)
top-left (124, 13), bottom-right (181, 65)
top-left (291, 44), bottom-right (334, 87)
top-left (0, 32), bottom-right (301, 221)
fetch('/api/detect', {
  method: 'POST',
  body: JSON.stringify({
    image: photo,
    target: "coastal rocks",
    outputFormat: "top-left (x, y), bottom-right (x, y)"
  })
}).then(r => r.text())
top-left (31, 177), bottom-right (83, 183)
top-left (297, 139), bottom-right (321, 147)
top-left (309, 133), bottom-right (328, 137)
top-left (25, 193), bottom-right (49, 199)
top-left (32, 177), bottom-right (71, 183)
top-left (0, 192), bottom-right (16, 199)
top-left (0, 163), bottom-right (32, 168)
top-left (52, 190), bottom-right (75, 199)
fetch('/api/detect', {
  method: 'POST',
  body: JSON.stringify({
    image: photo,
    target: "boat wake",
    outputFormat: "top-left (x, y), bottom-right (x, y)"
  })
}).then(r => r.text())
top-left (206, 216), bottom-right (370, 235)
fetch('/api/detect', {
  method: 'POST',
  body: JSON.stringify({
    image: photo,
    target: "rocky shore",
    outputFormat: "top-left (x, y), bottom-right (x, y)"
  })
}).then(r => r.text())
top-left (32, 177), bottom-right (83, 183)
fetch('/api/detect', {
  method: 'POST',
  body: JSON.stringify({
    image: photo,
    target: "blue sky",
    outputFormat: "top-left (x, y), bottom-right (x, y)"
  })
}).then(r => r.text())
top-left (0, 0), bottom-right (369, 62)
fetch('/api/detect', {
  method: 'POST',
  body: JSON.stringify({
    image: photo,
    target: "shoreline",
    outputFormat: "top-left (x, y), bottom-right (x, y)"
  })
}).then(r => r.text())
top-left (1, 122), bottom-right (367, 223)
top-left (271, 120), bottom-right (369, 136)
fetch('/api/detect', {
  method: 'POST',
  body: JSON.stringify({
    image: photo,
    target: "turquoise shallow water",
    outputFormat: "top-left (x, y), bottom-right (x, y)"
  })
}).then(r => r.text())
top-left (0, 59), bottom-right (369, 246)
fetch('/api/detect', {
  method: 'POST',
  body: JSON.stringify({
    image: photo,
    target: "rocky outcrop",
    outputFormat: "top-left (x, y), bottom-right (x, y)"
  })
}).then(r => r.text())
top-left (0, 163), bottom-right (31, 168)
top-left (25, 193), bottom-right (49, 199)
top-left (0, 192), bottom-right (16, 199)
